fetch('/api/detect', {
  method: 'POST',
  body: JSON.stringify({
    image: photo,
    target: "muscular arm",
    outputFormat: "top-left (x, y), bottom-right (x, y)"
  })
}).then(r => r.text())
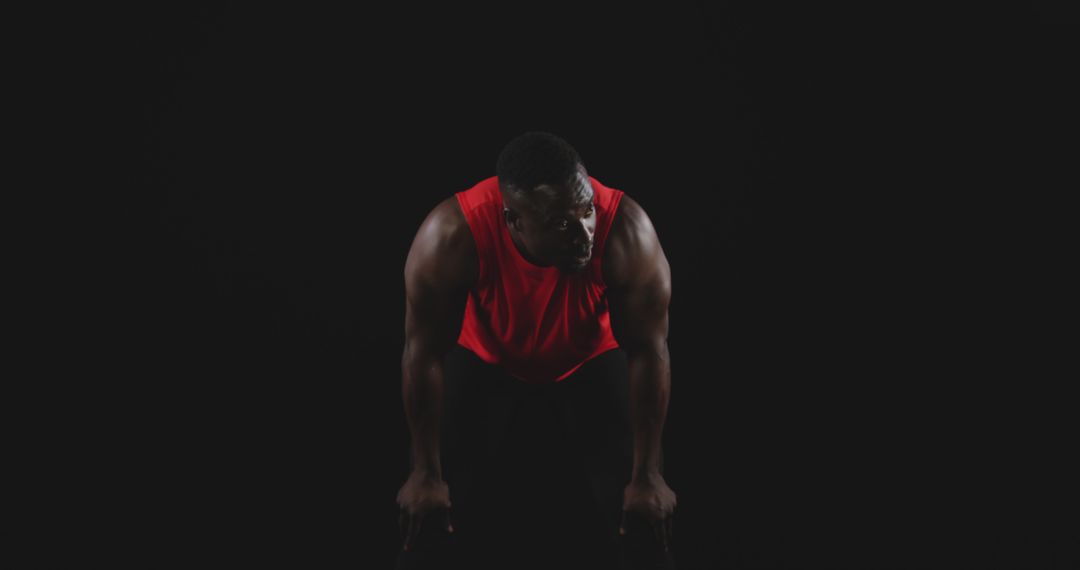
top-left (604, 195), bottom-right (673, 481)
top-left (402, 197), bottom-right (477, 477)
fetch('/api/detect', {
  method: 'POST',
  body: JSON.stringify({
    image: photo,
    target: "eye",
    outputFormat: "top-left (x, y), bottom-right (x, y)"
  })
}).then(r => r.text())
top-left (555, 207), bottom-right (593, 230)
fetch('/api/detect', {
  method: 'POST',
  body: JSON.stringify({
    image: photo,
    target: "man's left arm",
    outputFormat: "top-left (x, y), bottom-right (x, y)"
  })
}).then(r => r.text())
top-left (605, 196), bottom-right (676, 549)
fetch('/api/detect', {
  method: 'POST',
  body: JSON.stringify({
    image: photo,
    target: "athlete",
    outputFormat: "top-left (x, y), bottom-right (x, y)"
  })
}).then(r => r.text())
top-left (396, 131), bottom-right (676, 569)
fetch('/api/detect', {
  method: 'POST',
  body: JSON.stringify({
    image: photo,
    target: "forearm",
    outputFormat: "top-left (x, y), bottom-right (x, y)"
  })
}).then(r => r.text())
top-left (626, 342), bottom-right (671, 481)
top-left (401, 347), bottom-right (445, 478)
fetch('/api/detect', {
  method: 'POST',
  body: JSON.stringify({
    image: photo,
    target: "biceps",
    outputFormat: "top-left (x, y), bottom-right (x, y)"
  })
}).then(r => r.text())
top-left (404, 281), bottom-right (467, 357)
top-left (611, 278), bottom-right (670, 352)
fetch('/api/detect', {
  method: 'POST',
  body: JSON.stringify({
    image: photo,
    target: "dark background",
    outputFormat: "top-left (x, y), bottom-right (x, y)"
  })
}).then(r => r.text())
top-left (35, 2), bottom-right (1072, 568)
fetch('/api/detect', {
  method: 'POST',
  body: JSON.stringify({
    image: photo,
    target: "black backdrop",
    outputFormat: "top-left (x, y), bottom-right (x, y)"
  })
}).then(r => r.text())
top-left (44, 2), bottom-right (1071, 568)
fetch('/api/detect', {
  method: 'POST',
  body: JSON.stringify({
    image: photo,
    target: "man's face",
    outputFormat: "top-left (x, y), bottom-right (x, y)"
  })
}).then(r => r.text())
top-left (502, 167), bottom-right (597, 273)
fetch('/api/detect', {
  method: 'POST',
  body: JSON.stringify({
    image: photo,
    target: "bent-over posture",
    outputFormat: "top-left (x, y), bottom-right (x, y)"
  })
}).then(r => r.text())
top-left (396, 132), bottom-right (676, 570)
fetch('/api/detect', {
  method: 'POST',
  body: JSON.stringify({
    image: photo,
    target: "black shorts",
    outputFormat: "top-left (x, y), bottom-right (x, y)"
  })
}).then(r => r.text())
top-left (397, 344), bottom-right (674, 570)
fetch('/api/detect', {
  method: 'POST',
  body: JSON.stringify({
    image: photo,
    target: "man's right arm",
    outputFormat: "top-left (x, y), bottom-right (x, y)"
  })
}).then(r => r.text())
top-left (401, 196), bottom-right (477, 478)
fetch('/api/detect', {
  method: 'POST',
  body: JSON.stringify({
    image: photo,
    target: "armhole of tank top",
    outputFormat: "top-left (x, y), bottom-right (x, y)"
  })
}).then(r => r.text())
top-left (594, 189), bottom-right (624, 288)
top-left (453, 192), bottom-right (486, 290)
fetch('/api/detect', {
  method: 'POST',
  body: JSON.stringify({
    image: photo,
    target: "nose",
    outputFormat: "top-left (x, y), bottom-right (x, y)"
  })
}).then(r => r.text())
top-left (572, 220), bottom-right (594, 249)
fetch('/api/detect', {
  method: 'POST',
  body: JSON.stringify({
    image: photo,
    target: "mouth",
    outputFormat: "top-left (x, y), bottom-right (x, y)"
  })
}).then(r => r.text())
top-left (570, 247), bottom-right (592, 263)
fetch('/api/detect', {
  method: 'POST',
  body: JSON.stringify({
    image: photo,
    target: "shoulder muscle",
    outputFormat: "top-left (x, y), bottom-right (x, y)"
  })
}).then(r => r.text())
top-left (603, 195), bottom-right (669, 291)
top-left (603, 194), bottom-right (671, 351)
top-left (403, 196), bottom-right (478, 354)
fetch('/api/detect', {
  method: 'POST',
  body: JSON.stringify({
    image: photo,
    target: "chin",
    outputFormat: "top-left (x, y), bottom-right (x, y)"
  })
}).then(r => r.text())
top-left (560, 258), bottom-right (590, 273)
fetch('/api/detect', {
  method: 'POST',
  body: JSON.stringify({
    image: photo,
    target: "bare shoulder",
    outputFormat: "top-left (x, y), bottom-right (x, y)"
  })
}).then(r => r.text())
top-left (607, 194), bottom-right (651, 247)
top-left (405, 195), bottom-right (478, 292)
top-left (602, 194), bottom-right (669, 289)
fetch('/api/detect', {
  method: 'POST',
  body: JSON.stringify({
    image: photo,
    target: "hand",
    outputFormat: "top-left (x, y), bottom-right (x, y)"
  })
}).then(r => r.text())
top-left (396, 470), bottom-right (453, 552)
top-left (620, 474), bottom-right (676, 552)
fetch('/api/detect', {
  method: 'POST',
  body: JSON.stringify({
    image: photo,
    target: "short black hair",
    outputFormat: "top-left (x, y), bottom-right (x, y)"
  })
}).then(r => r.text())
top-left (495, 131), bottom-right (584, 197)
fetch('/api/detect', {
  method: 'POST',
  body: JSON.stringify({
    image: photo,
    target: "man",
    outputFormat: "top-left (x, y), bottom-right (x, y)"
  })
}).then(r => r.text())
top-left (396, 131), bottom-right (676, 569)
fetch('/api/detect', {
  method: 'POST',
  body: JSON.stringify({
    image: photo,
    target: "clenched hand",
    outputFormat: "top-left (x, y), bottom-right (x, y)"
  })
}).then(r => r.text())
top-left (621, 474), bottom-right (676, 552)
top-left (396, 470), bottom-right (453, 551)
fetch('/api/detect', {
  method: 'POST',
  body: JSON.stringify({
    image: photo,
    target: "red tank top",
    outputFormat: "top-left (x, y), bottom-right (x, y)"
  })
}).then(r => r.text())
top-left (454, 175), bottom-right (624, 384)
